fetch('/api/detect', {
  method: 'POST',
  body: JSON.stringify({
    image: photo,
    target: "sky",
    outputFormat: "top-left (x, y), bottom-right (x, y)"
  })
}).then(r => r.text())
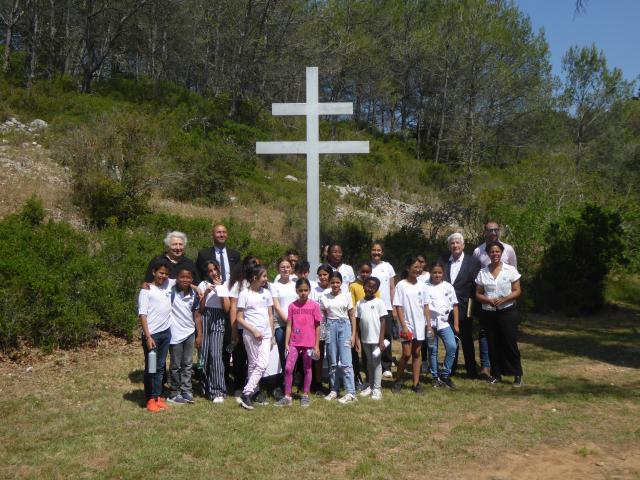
top-left (516, 0), bottom-right (640, 83)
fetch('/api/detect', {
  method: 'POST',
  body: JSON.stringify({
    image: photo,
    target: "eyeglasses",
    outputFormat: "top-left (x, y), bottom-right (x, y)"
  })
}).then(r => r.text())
top-left (487, 228), bottom-right (499, 233)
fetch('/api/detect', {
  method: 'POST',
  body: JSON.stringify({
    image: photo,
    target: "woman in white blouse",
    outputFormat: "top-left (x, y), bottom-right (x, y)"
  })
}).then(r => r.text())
top-left (475, 241), bottom-right (523, 387)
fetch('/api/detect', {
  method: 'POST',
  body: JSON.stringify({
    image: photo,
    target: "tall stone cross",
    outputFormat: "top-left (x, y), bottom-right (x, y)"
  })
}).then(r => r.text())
top-left (256, 67), bottom-right (369, 276)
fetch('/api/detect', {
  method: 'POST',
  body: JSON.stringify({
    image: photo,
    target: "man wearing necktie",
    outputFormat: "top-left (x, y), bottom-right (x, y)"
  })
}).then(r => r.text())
top-left (441, 233), bottom-right (481, 378)
top-left (196, 224), bottom-right (241, 283)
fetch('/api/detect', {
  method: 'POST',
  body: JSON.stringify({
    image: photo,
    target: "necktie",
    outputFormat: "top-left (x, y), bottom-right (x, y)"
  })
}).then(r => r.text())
top-left (218, 248), bottom-right (226, 280)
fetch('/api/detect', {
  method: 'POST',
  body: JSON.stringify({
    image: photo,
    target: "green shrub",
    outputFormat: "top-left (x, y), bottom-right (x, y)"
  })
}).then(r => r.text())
top-left (535, 203), bottom-right (626, 314)
top-left (322, 219), bottom-right (373, 266)
top-left (53, 111), bottom-right (163, 227)
top-left (0, 208), bottom-right (100, 350)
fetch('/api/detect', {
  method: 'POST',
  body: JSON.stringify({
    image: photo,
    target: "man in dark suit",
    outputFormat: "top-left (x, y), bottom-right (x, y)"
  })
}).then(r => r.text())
top-left (196, 223), bottom-right (241, 390)
top-left (196, 224), bottom-right (241, 283)
top-left (442, 232), bottom-right (481, 377)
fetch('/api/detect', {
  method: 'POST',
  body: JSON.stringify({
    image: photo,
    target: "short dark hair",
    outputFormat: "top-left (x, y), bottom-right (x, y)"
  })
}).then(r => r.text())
top-left (153, 258), bottom-right (172, 272)
top-left (317, 263), bottom-right (332, 275)
top-left (328, 271), bottom-right (343, 283)
top-left (296, 260), bottom-right (310, 275)
top-left (365, 276), bottom-right (380, 291)
top-left (485, 240), bottom-right (505, 253)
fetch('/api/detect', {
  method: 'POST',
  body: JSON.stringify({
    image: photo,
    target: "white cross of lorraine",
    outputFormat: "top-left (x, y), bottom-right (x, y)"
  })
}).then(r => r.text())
top-left (256, 67), bottom-right (369, 276)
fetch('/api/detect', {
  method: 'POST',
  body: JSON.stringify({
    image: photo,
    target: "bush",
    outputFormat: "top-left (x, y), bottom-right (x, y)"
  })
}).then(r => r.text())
top-left (534, 203), bottom-right (626, 314)
top-left (53, 111), bottom-right (164, 227)
top-left (0, 208), bottom-right (100, 350)
top-left (322, 220), bottom-right (373, 266)
top-left (0, 200), bottom-right (287, 351)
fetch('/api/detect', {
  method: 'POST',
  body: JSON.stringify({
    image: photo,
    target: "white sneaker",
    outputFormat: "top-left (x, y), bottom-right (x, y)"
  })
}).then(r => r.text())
top-left (234, 390), bottom-right (242, 404)
top-left (371, 389), bottom-right (382, 400)
top-left (213, 396), bottom-right (225, 404)
top-left (360, 386), bottom-right (372, 397)
top-left (382, 370), bottom-right (393, 379)
top-left (338, 393), bottom-right (357, 404)
top-left (324, 391), bottom-right (338, 401)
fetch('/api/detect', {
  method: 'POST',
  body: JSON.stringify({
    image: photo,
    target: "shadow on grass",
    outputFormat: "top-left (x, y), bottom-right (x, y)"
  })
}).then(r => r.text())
top-left (485, 374), bottom-right (640, 401)
top-left (123, 389), bottom-right (146, 407)
top-left (125, 369), bottom-right (146, 407)
top-left (519, 309), bottom-right (640, 369)
top-left (128, 369), bottom-right (144, 383)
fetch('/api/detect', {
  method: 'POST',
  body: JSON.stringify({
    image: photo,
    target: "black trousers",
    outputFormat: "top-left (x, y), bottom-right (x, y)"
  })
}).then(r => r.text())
top-left (231, 330), bottom-right (248, 390)
top-left (483, 307), bottom-right (522, 377)
top-left (451, 314), bottom-right (477, 377)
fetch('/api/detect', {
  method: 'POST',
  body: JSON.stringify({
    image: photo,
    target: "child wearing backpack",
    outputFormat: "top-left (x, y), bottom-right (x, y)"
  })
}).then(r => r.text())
top-left (167, 267), bottom-right (202, 405)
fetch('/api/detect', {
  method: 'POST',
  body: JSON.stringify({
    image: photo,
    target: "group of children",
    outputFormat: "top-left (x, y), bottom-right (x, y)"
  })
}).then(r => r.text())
top-left (138, 242), bottom-right (461, 412)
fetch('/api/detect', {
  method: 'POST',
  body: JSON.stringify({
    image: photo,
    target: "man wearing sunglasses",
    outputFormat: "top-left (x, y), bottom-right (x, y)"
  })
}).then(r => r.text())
top-left (473, 221), bottom-right (517, 269)
top-left (472, 221), bottom-right (518, 378)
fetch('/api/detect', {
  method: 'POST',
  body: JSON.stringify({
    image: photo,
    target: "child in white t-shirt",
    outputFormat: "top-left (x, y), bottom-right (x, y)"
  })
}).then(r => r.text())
top-left (425, 261), bottom-right (459, 390)
top-left (319, 271), bottom-right (358, 404)
top-left (138, 260), bottom-right (173, 412)
top-left (311, 263), bottom-right (331, 391)
top-left (393, 255), bottom-right (430, 394)
top-left (167, 267), bottom-right (202, 405)
top-left (356, 277), bottom-right (387, 400)
top-left (236, 265), bottom-right (274, 410)
top-left (197, 260), bottom-right (230, 403)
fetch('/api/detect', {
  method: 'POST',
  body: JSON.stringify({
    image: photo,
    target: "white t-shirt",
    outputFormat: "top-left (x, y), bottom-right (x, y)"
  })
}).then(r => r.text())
top-left (198, 280), bottom-right (229, 309)
top-left (393, 279), bottom-right (429, 341)
top-left (237, 287), bottom-right (274, 338)
top-left (418, 272), bottom-right (431, 284)
top-left (273, 273), bottom-right (298, 283)
top-left (473, 242), bottom-right (517, 269)
top-left (449, 252), bottom-right (465, 285)
top-left (332, 264), bottom-right (355, 294)
top-left (319, 291), bottom-right (353, 320)
top-left (270, 280), bottom-right (298, 327)
top-left (138, 282), bottom-right (172, 335)
top-left (356, 297), bottom-right (387, 343)
top-left (228, 279), bottom-right (249, 331)
top-left (371, 261), bottom-right (396, 311)
top-left (310, 282), bottom-right (328, 302)
top-left (426, 281), bottom-right (458, 331)
top-left (475, 264), bottom-right (521, 311)
top-left (227, 279), bottom-right (249, 298)
top-left (170, 288), bottom-right (199, 344)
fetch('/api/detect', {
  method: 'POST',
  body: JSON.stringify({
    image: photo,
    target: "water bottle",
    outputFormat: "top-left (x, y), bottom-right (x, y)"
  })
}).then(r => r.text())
top-left (371, 339), bottom-right (391, 358)
top-left (307, 348), bottom-right (320, 360)
top-left (196, 349), bottom-right (205, 371)
top-left (426, 328), bottom-right (436, 348)
top-left (148, 349), bottom-right (157, 373)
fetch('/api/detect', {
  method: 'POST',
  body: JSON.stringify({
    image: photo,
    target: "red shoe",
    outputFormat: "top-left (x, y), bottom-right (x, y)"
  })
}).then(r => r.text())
top-left (156, 397), bottom-right (169, 410)
top-left (146, 398), bottom-right (161, 413)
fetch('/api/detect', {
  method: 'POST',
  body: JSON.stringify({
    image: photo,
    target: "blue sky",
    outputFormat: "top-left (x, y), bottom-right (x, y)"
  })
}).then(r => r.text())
top-left (516, 0), bottom-right (640, 82)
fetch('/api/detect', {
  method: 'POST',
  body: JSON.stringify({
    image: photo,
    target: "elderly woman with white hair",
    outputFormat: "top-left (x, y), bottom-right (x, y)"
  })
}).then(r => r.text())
top-left (144, 231), bottom-right (200, 283)
top-left (441, 232), bottom-right (481, 378)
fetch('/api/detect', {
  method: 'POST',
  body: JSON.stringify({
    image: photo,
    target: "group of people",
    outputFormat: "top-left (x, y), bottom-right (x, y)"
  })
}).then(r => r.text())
top-left (137, 221), bottom-right (523, 412)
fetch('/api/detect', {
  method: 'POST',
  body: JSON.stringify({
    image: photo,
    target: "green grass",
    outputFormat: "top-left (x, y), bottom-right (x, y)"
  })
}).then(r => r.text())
top-left (1, 311), bottom-right (639, 479)
top-left (606, 272), bottom-right (640, 307)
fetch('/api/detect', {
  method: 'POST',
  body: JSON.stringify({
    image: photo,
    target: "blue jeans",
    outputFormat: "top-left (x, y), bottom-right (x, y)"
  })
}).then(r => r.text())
top-left (142, 327), bottom-right (171, 400)
top-left (427, 327), bottom-right (457, 379)
top-left (326, 318), bottom-right (355, 395)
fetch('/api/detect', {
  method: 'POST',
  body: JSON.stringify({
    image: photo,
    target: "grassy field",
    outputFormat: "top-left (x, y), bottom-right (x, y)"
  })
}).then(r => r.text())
top-left (1, 310), bottom-right (639, 480)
